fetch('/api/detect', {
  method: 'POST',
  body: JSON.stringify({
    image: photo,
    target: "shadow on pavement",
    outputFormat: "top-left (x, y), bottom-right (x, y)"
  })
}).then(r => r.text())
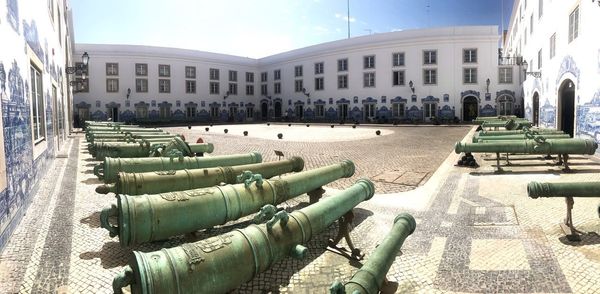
top-left (80, 241), bottom-right (130, 269)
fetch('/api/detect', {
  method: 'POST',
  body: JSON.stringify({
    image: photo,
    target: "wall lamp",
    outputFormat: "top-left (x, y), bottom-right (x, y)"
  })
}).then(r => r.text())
top-left (408, 80), bottom-right (415, 94)
top-left (126, 88), bottom-right (131, 99)
top-left (223, 90), bottom-right (231, 99)
top-left (302, 87), bottom-right (310, 98)
top-left (66, 52), bottom-right (89, 74)
top-left (486, 78), bottom-right (490, 93)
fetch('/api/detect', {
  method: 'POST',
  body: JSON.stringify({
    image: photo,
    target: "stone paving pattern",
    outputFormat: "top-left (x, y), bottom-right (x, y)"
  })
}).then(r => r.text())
top-left (0, 123), bottom-right (599, 293)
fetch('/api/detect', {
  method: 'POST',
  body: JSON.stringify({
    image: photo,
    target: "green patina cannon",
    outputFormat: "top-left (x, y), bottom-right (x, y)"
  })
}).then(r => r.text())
top-left (473, 115), bottom-right (517, 124)
top-left (92, 137), bottom-right (213, 160)
top-left (528, 181), bottom-right (600, 241)
top-left (329, 213), bottom-right (416, 294)
top-left (472, 133), bottom-right (570, 143)
top-left (87, 132), bottom-right (174, 143)
top-left (95, 152), bottom-right (263, 183)
top-left (100, 160), bottom-right (356, 247)
top-left (480, 119), bottom-right (532, 130)
top-left (477, 128), bottom-right (562, 137)
top-left (95, 156), bottom-right (305, 195)
top-left (89, 139), bottom-right (176, 157)
top-left (111, 178), bottom-right (374, 294)
top-left (455, 138), bottom-right (598, 172)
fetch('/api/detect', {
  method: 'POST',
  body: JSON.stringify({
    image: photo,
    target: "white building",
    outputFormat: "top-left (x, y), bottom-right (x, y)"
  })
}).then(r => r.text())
top-left (503, 0), bottom-right (600, 141)
top-left (74, 26), bottom-right (521, 124)
top-left (0, 0), bottom-right (74, 249)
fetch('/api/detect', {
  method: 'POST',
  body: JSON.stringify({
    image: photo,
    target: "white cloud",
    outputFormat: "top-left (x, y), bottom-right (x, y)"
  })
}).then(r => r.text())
top-left (335, 13), bottom-right (356, 22)
top-left (391, 28), bottom-right (403, 32)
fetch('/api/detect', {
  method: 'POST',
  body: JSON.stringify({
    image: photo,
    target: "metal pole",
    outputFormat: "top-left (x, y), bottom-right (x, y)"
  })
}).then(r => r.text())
top-left (347, 0), bottom-right (350, 38)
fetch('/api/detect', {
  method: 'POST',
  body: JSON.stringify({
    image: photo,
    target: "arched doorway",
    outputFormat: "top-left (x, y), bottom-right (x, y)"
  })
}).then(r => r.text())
top-left (557, 79), bottom-right (575, 137)
top-left (261, 102), bottom-right (268, 120)
top-left (462, 96), bottom-right (478, 121)
top-left (532, 92), bottom-right (540, 126)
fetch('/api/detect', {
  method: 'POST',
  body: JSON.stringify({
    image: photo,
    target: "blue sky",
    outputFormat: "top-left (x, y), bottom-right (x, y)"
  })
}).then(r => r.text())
top-left (71, 0), bottom-right (514, 59)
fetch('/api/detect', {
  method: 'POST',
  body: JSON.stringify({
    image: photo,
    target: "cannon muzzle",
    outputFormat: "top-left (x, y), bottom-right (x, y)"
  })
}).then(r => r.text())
top-left (101, 160), bottom-right (356, 246)
top-left (95, 156), bottom-right (305, 195)
top-left (112, 179), bottom-right (375, 294)
top-left (527, 181), bottom-right (600, 198)
top-left (330, 213), bottom-right (416, 294)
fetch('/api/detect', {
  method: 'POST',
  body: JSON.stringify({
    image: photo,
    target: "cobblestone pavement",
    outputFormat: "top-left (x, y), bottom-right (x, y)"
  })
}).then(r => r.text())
top-left (1, 123), bottom-right (599, 293)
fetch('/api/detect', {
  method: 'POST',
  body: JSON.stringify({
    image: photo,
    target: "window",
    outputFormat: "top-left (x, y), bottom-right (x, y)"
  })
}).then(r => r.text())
top-left (159, 64), bottom-right (170, 77)
top-left (246, 72), bottom-right (254, 82)
top-left (338, 75), bottom-right (348, 89)
top-left (463, 68), bottom-right (477, 84)
top-left (294, 65), bottom-right (303, 77)
top-left (295, 80), bottom-right (303, 92)
top-left (246, 84), bottom-right (254, 95)
top-left (74, 62), bottom-right (88, 76)
top-left (539, 0), bottom-right (543, 18)
top-left (75, 78), bottom-right (89, 93)
top-left (530, 15), bottom-right (533, 34)
top-left (363, 72), bottom-right (375, 87)
top-left (106, 63), bottom-right (118, 75)
top-left (160, 104), bottom-right (171, 119)
top-left (315, 77), bottom-right (324, 90)
top-left (30, 64), bottom-right (45, 141)
top-left (363, 55), bottom-right (375, 69)
top-left (229, 83), bottom-right (238, 95)
top-left (186, 80), bottom-right (196, 93)
top-left (392, 103), bottom-right (405, 117)
top-left (260, 84), bottom-right (267, 96)
top-left (229, 70), bottom-right (237, 82)
top-left (158, 79), bottom-right (170, 93)
top-left (274, 82), bottom-right (281, 94)
top-left (550, 33), bottom-right (556, 59)
top-left (106, 78), bottom-right (119, 92)
top-left (423, 69), bottom-right (437, 84)
top-left (463, 49), bottom-right (477, 63)
top-left (136, 105), bottom-right (148, 119)
top-left (246, 107), bottom-right (254, 118)
top-left (568, 6), bottom-right (579, 43)
top-left (261, 72), bottom-right (267, 82)
top-left (315, 104), bottom-right (324, 117)
top-left (392, 70), bottom-right (405, 86)
top-left (274, 69), bottom-right (281, 80)
top-left (392, 52), bottom-right (405, 66)
top-left (424, 50), bottom-right (437, 64)
top-left (135, 78), bottom-right (148, 92)
top-left (135, 63), bottom-right (147, 76)
top-left (314, 62), bottom-right (324, 74)
top-left (537, 49), bottom-right (542, 69)
top-left (338, 58), bottom-right (348, 71)
top-left (210, 68), bottom-right (220, 80)
top-left (499, 68), bottom-right (513, 84)
top-left (185, 66), bottom-right (196, 79)
top-left (210, 82), bottom-right (220, 94)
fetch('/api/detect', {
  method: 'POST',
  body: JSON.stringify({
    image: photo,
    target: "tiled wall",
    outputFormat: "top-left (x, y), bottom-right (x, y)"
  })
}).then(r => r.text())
top-left (0, 0), bottom-right (71, 250)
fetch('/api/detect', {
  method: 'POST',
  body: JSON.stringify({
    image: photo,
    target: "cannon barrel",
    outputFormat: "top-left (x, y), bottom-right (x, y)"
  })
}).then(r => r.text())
top-left (111, 178), bottom-right (375, 294)
top-left (100, 160), bottom-right (356, 246)
top-left (95, 152), bottom-right (263, 183)
top-left (527, 181), bottom-right (600, 198)
top-left (93, 138), bottom-right (213, 160)
top-left (330, 213), bottom-right (416, 294)
top-left (473, 133), bottom-right (570, 143)
top-left (477, 129), bottom-right (562, 136)
top-left (455, 139), bottom-right (598, 155)
top-left (95, 156), bottom-right (305, 195)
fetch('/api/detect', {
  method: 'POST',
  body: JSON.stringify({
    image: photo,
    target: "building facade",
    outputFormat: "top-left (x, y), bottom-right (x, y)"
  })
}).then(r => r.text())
top-left (0, 0), bottom-right (74, 249)
top-left (503, 0), bottom-right (600, 143)
top-left (74, 26), bottom-right (521, 125)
